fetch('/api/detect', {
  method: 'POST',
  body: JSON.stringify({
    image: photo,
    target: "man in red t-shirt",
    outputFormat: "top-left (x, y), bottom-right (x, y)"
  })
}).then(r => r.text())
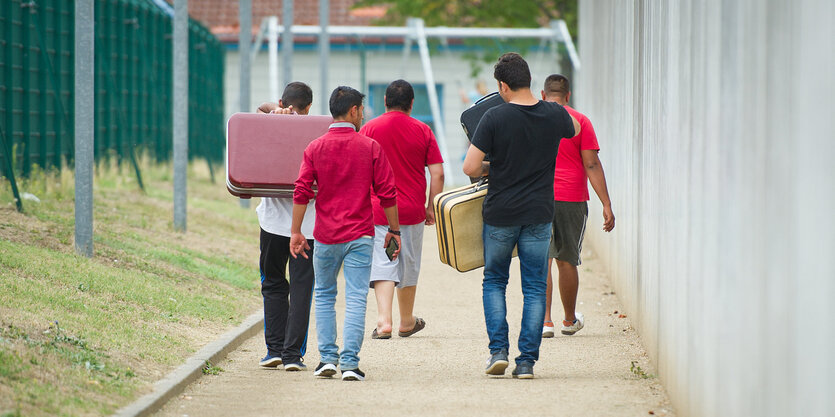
top-left (359, 79), bottom-right (445, 339)
top-left (540, 74), bottom-right (615, 338)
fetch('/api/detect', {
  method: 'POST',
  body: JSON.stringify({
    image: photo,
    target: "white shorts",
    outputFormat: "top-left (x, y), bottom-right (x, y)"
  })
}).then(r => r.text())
top-left (369, 224), bottom-right (424, 288)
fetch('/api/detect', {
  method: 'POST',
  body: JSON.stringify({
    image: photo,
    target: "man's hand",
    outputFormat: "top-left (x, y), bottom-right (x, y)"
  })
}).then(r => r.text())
top-left (602, 205), bottom-right (615, 232)
top-left (256, 102), bottom-right (295, 115)
top-left (257, 102), bottom-right (279, 114)
top-left (289, 232), bottom-right (311, 259)
top-left (425, 205), bottom-right (436, 226)
top-left (425, 163), bottom-right (444, 226)
top-left (270, 105), bottom-right (294, 115)
top-left (383, 232), bottom-right (402, 261)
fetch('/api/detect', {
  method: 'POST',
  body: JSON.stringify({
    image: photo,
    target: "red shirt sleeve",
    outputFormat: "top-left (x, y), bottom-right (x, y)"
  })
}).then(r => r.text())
top-left (425, 126), bottom-right (444, 165)
top-left (293, 144), bottom-right (317, 205)
top-left (579, 117), bottom-right (600, 151)
top-left (371, 141), bottom-right (397, 208)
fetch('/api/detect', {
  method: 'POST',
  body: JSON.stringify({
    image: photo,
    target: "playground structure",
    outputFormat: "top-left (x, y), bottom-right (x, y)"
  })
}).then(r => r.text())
top-left (240, 13), bottom-right (580, 184)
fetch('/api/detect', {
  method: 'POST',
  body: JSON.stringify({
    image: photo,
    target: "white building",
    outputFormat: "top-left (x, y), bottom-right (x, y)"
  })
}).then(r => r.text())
top-left (225, 45), bottom-right (569, 185)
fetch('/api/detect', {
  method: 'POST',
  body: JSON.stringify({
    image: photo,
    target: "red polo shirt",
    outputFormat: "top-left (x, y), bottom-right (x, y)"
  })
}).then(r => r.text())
top-left (553, 105), bottom-right (600, 202)
top-left (294, 123), bottom-right (397, 244)
top-left (360, 111), bottom-right (444, 226)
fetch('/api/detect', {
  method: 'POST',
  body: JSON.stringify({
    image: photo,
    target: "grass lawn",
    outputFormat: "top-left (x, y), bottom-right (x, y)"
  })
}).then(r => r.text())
top-left (0, 161), bottom-right (263, 416)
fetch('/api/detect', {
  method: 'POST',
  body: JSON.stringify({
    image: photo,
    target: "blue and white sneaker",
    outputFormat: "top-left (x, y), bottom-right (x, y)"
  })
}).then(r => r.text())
top-left (259, 354), bottom-right (282, 368)
top-left (485, 349), bottom-right (509, 375)
top-left (284, 359), bottom-right (307, 371)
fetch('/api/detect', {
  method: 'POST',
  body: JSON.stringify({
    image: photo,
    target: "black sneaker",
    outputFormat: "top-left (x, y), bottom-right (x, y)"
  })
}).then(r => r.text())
top-left (341, 368), bottom-right (366, 381)
top-left (313, 362), bottom-right (337, 377)
top-left (512, 362), bottom-right (534, 379)
top-left (484, 349), bottom-right (509, 375)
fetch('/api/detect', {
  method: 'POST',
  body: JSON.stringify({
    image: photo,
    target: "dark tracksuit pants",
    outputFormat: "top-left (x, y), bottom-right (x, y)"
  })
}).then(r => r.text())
top-left (259, 228), bottom-right (315, 363)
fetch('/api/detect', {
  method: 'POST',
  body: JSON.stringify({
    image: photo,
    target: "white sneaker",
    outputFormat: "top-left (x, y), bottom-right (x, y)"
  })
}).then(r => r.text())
top-left (542, 322), bottom-right (555, 338)
top-left (561, 312), bottom-right (585, 335)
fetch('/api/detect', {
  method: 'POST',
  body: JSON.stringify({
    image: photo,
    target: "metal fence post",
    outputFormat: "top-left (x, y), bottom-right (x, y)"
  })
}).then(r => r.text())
top-left (173, 0), bottom-right (188, 231)
top-left (0, 128), bottom-right (23, 212)
top-left (268, 17), bottom-right (280, 102)
top-left (238, 0), bottom-right (251, 208)
top-left (319, 0), bottom-right (329, 115)
top-left (75, 0), bottom-right (94, 257)
top-left (282, 0), bottom-right (293, 89)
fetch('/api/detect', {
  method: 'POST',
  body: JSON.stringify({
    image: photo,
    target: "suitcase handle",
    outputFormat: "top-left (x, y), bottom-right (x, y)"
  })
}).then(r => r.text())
top-left (473, 92), bottom-right (500, 106)
top-left (472, 177), bottom-right (488, 192)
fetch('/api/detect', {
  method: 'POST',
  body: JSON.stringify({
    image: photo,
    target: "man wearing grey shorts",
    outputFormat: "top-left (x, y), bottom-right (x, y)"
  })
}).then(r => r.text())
top-left (541, 74), bottom-right (615, 337)
top-left (360, 79), bottom-right (445, 339)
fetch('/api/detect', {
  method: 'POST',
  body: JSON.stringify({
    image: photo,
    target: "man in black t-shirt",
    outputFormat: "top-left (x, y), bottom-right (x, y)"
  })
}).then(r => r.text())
top-left (463, 52), bottom-right (580, 379)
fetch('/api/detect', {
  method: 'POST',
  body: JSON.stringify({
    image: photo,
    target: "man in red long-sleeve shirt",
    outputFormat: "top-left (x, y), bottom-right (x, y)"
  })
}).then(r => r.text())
top-left (290, 86), bottom-right (401, 382)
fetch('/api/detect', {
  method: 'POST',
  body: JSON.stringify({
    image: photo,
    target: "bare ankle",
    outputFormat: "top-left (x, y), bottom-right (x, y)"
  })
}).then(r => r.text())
top-left (377, 320), bottom-right (392, 333)
top-left (398, 317), bottom-right (416, 332)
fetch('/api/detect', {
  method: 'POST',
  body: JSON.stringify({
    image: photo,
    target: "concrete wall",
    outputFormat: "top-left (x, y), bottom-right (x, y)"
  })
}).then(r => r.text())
top-left (224, 47), bottom-right (567, 186)
top-left (576, 1), bottom-right (834, 416)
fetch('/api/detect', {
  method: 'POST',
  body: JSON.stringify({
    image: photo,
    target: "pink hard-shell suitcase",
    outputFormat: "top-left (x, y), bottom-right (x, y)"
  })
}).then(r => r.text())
top-left (226, 112), bottom-right (333, 198)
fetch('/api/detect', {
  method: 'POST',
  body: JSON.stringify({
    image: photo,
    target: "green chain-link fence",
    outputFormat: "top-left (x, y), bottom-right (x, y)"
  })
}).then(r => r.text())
top-left (0, 0), bottom-right (225, 207)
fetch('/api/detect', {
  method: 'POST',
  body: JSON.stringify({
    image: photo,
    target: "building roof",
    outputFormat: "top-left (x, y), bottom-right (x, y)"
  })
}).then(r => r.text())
top-left (179, 0), bottom-right (387, 42)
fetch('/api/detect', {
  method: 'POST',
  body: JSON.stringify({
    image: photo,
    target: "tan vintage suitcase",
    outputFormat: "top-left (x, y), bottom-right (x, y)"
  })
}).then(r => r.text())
top-left (434, 179), bottom-right (517, 272)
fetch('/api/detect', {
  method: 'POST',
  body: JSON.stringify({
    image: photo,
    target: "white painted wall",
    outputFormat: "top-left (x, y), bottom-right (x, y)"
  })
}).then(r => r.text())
top-left (224, 46), bottom-right (567, 186)
top-left (576, 1), bottom-right (834, 416)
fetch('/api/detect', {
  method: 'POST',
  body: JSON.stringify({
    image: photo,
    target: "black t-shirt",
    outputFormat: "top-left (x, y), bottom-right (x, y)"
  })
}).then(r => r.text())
top-left (471, 100), bottom-right (575, 226)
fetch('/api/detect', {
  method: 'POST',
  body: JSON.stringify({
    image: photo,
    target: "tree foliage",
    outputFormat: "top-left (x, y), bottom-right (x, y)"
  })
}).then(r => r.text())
top-left (354, 0), bottom-right (578, 78)
top-left (355, 0), bottom-right (577, 37)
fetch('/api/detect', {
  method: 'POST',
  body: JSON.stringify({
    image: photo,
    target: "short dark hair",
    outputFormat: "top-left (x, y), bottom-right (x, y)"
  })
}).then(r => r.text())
top-left (329, 86), bottom-right (365, 118)
top-left (384, 79), bottom-right (414, 111)
top-left (493, 52), bottom-right (531, 91)
top-left (543, 74), bottom-right (570, 98)
top-left (281, 82), bottom-right (313, 110)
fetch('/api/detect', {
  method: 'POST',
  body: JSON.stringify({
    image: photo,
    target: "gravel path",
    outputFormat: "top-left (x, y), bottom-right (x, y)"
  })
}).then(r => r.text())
top-left (156, 228), bottom-right (675, 417)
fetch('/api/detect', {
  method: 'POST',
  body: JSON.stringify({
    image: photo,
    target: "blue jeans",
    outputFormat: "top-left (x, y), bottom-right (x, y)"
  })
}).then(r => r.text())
top-left (482, 222), bottom-right (551, 365)
top-left (312, 237), bottom-right (373, 370)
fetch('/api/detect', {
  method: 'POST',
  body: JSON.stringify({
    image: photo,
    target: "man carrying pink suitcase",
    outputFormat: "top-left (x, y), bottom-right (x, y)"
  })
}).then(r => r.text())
top-left (290, 86), bottom-right (402, 381)
top-left (255, 82), bottom-right (317, 371)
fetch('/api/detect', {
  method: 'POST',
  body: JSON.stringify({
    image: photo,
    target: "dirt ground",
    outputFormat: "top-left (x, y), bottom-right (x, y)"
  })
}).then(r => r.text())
top-left (155, 228), bottom-right (675, 417)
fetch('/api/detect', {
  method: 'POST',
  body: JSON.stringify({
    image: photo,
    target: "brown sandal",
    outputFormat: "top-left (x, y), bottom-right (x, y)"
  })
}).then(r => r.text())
top-left (398, 317), bottom-right (426, 338)
top-left (371, 328), bottom-right (392, 339)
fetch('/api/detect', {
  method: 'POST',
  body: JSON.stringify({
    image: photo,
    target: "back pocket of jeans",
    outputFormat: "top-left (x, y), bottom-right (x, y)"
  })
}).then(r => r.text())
top-left (528, 223), bottom-right (552, 240)
top-left (489, 229), bottom-right (515, 242)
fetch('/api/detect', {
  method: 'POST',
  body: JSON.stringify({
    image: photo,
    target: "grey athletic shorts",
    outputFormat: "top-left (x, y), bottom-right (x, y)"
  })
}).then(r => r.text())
top-left (548, 201), bottom-right (588, 266)
top-left (370, 224), bottom-right (424, 288)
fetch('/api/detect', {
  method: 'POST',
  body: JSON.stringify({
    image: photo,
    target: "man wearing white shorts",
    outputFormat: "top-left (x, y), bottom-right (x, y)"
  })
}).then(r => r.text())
top-left (360, 79), bottom-right (445, 339)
